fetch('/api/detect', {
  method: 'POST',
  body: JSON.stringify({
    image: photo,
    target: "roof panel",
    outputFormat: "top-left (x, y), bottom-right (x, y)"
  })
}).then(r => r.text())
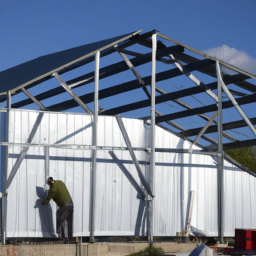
top-left (0, 32), bottom-right (135, 97)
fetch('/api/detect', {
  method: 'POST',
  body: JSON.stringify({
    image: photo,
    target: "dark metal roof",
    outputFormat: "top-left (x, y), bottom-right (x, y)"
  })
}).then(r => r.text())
top-left (0, 32), bottom-right (137, 100)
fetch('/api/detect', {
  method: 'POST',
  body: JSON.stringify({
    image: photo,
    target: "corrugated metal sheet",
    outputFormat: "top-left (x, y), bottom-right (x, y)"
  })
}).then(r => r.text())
top-left (1, 109), bottom-right (256, 238)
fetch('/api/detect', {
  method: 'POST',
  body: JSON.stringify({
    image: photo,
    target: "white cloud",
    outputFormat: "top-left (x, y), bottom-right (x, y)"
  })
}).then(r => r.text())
top-left (203, 45), bottom-right (256, 76)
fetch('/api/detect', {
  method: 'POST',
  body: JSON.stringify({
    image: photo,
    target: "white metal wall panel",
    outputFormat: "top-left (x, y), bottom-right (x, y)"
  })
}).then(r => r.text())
top-left (2, 109), bottom-right (256, 238)
top-left (153, 125), bottom-right (256, 237)
top-left (93, 116), bottom-right (147, 236)
top-left (4, 110), bottom-right (148, 237)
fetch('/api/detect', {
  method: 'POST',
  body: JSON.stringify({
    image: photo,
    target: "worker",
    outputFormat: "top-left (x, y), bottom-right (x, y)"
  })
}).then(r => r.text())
top-left (41, 177), bottom-right (73, 242)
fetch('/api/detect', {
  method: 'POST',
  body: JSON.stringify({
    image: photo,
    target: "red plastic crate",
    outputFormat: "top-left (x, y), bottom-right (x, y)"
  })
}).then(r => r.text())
top-left (235, 229), bottom-right (256, 250)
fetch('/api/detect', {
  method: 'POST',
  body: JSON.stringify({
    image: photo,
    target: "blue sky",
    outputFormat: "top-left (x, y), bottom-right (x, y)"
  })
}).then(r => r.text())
top-left (1, 0), bottom-right (256, 146)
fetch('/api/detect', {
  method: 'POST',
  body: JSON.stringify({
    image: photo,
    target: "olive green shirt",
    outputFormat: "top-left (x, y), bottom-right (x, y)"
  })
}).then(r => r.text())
top-left (46, 180), bottom-right (72, 206)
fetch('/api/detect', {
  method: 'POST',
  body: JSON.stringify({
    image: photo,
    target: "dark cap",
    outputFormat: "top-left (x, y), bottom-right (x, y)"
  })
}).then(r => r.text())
top-left (46, 177), bottom-right (54, 185)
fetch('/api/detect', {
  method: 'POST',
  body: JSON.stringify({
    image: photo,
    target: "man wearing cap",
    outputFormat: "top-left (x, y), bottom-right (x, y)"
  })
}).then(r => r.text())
top-left (42, 177), bottom-right (73, 241)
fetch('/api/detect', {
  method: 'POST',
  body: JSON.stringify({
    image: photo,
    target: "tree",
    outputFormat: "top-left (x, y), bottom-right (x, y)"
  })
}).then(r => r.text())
top-left (225, 146), bottom-right (256, 173)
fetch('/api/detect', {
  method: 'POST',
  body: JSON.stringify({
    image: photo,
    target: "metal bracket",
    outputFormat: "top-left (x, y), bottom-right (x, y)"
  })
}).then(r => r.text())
top-left (143, 194), bottom-right (153, 201)
top-left (89, 238), bottom-right (95, 243)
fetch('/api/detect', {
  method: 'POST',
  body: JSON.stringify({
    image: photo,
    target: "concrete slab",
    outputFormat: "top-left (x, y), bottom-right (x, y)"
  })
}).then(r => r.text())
top-left (0, 241), bottom-right (199, 256)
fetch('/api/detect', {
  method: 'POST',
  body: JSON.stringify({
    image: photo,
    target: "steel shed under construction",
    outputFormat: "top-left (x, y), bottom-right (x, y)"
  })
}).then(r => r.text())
top-left (0, 30), bottom-right (256, 245)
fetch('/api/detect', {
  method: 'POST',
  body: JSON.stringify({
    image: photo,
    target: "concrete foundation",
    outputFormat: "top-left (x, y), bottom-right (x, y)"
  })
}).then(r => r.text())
top-left (0, 242), bottom-right (198, 256)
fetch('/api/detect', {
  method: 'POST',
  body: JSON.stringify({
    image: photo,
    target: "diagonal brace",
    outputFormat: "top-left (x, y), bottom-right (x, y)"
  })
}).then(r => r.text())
top-left (109, 151), bottom-right (146, 197)
top-left (216, 61), bottom-right (256, 137)
top-left (115, 114), bottom-right (154, 197)
top-left (188, 110), bottom-right (218, 153)
top-left (53, 72), bottom-right (93, 115)
top-left (115, 46), bottom-right (145, 84)
top-left (169, 54), bottom-right (218, 102)
top-left (21, 88), bottom-right (48, 111)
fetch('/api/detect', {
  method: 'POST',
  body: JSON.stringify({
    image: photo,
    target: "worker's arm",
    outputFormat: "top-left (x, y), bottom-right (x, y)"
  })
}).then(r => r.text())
top-left (41, 186), bottom-right (57, 205)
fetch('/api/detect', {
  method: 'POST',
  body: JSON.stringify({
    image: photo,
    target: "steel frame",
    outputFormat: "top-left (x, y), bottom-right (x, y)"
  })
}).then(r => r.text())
top-left (0, 29), bottom-right (256, 245)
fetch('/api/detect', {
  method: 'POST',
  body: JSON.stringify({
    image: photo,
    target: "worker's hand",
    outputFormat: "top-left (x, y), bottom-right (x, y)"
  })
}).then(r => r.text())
top-left (41, 199), bottom-right (49, 205)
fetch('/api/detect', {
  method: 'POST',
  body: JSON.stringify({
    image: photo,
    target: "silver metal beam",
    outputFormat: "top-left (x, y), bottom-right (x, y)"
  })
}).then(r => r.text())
top-left (216, 62), bottom-right (224, 243)
top-left (154, 86), bottom-right (237, 142)
top-left (44, 147), bottom-right (49, 180)
top-left (216, 61), bottom-right (256, 137)
top-left (53, 72), bottom-right (93, 115)
top-left (158, 32), bottom-right (256, 81)
top-left (116, 46), bottom-right (176, 65)
top-left (115, 47), bottom-right (145, 84)
top-left (8, 30), bottom-right (143, 96)
top-left (149, 33), bottom-right (157, 247)
top-left (89, 51), bottom-right (100, 243)
top-left (109, 151), bottom-right (146, 197)
top-left (2, 91), bottom-right (11, 244)
top-left (115, 114), bottom-right (153, 197)
top-left (169, 54), bottom-right (218, 102)
top-left (0, 142), bottom-right (218, 156)
top-left (188, 111), bottom-right (218, 153)
top-left (142, 86), bottom-right (218, 148)
top-left (21, 88), bottom-right (48, 111)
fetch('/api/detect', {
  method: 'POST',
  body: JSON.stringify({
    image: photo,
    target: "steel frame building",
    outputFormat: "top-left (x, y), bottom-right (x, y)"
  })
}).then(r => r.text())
top-left (0, 29), bottom-right (256, 245)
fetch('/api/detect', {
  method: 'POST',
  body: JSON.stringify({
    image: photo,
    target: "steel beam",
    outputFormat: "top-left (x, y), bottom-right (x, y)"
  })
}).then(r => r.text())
top-left (53, 72), bottom-right (93, 115)
top-left (181, 117), bottom-right (256, 137)
top-left (158, 33), bottom-right (256, 81)
top-left (109, 151), bottom-right (145, 197)
top-left (188, 111), bottom-right (218, 153)
top-left (12, 46), bottom-right (183, 109)
top-left (172, 52), bottom-right (256, 93)
top-left (0, 141), bottom-right (218, 156)
top-left (21, 88), bottom-right (48, 111)
top-left (149, 33), bottom-right (157, 247)
top-left (142, 87), bottom-right (184, 131)
top-left (216, 62), bottom-right (224, 243)
top-left (44, 147), bottom-right (49, 180)
top-left (115, 114), bottom-right (153, 197)
top-left (47, 59), bottom-right (214, 112)
top-left (169, 54), bottom-right (218, 102)
top-left (115, 48), bottom-right (145, 84)
top-left (216, 62), bottom-right (256, 137)
top-left (0, 141), bottom-right (217, 156)
top-left (151, 93), bottom-right (256, 124)
top-left (2, 91), bottom-right (11, 244)
top-left (89, 51), bottom-right (100, 243)
top-left (7, 30), bottom-right (143, 96)
top-left (154, 86), bottom-right (237, 142)
top-left (139, 37), bottom-right (256, 93)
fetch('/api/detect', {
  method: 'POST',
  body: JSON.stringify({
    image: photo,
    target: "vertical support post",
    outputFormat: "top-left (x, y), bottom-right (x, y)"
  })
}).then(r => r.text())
top-left (89, 51), bottom-right (100, 243)
top-left (2, 91), bottom-right (11, 244)
top-left (216, 62), bottom-right (224, 243)
top-left (149, 33), bottom-right (157, 247)
top-left (44, 147), bottom-right (49, 195)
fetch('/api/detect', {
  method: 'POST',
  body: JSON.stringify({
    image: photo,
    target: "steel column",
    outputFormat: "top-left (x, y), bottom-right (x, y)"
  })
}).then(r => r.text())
top-left (2, 91), bottom-right (11, 244)
top-left (216, 62), bottom-right (224, 243)
top-left (89, 51), bottom-right (100, 243)
top-left (44, 147), bottom-right (49, 189)
top-left (149, 33), bottom-right (157, 247)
